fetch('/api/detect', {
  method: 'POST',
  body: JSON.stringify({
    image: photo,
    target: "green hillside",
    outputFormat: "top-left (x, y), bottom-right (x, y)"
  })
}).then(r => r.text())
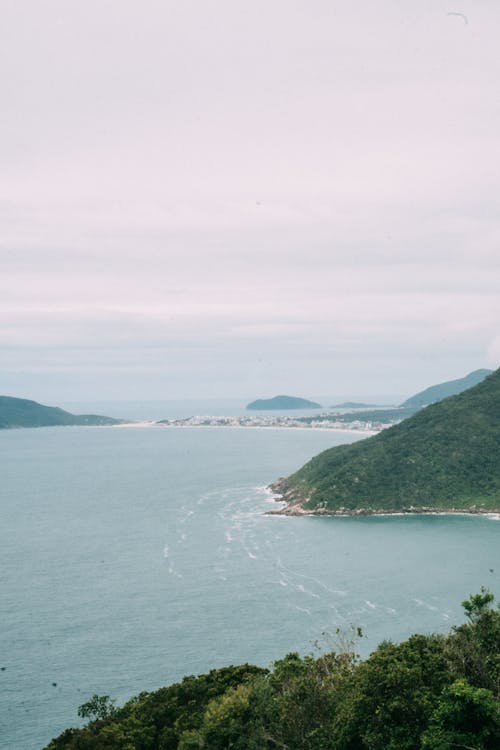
top-left (401, 368), bottom-right (492, 408)
top-left (272, 368), bottom-right (500, 513)
top-left (0, 396), bottom-right (123, 429)
top-left (44, 591), bottom-right (500, 750)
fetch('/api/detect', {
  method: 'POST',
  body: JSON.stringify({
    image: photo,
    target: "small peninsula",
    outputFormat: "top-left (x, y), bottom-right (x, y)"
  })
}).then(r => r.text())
top-left (270, 368), bottom-right (500, 515)
top-left (0, 395), bottom-right (124, 429)
top-left (246, 395), bottom-right (321, 410)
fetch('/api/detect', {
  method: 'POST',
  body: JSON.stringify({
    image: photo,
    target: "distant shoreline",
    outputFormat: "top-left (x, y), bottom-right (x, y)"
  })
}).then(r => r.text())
top-left (0, 420), bottom-right (379, 435)
top-left (153, 415), bottom-right (383, 433)
top-left (151, 422), bottom-right (378, 434)
top-left (113, 422), bottom-right (377, 435)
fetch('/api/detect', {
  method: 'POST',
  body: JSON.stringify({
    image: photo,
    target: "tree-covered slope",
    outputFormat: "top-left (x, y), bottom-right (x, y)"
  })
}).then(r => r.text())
top-left (401, 369), bottom-right (492, 408)
top-left (273, 368), bottom-right (500, 513)
top-left (0, 396), bottom-right (123, 429)
top-left (44, 591), bottom-right (500, 750)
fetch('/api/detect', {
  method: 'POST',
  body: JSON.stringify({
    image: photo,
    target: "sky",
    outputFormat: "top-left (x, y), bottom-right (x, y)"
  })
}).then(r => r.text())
top-left (2, 0), bottom-right (500, 403)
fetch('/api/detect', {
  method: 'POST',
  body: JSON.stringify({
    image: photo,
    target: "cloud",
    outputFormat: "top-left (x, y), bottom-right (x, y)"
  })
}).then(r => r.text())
top-left (1, 1), bottom-right (499, 398)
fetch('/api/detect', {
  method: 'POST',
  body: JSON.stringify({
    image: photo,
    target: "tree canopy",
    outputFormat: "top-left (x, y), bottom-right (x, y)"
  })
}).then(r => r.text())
top-left (44, 591), bottom-right (500, 750)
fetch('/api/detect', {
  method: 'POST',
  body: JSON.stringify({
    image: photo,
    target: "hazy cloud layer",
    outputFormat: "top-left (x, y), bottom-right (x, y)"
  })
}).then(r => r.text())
top-left (1, 1), bottom-right (499, 401)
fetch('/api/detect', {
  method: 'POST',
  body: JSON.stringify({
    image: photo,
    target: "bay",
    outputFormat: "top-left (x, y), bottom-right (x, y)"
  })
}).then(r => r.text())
top-left (1, 420), bottom-right (499, 750)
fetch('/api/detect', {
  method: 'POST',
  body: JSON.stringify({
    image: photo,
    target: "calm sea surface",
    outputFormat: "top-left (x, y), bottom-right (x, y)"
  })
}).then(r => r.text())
top-left (1, 413), bottom-right (499, 749)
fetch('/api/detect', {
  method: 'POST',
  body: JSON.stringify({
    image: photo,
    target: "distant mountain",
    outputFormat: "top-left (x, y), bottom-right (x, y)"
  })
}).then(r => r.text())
top-left (0, 396), bottom-right (124, 429)
top-left (271, 368), bottom-right (500, 514)
top-left (330, 401), bottom-right (381, 409)
top-left (401, 369), bottom-right (492, 408)
top-left (246, 395), bottom-right (321, 410)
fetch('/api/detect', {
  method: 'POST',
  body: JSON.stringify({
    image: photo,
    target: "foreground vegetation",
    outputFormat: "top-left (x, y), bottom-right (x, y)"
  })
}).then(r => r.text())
top-left (274, 368), bottom-right (500, 513)
top-left (45, 590), bottom-right (499, 750)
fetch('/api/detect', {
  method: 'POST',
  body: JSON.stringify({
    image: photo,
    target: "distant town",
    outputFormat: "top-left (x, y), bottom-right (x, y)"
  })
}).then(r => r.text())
top-left (156, 413), bottom-right (391, 432)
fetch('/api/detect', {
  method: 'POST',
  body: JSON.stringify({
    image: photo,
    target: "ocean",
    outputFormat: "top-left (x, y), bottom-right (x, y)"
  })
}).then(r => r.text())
top-left (1, 402), bottom-right (499, 749)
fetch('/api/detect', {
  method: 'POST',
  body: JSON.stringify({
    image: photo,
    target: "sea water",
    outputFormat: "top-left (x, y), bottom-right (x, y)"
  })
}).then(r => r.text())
top-left (1, 417), bottom-right (499, 749)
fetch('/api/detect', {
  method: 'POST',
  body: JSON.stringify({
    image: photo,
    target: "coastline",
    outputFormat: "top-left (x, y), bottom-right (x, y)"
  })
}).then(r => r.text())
top-left (153, 423), bottom-right (378, 435)
top-left (266, 479), bottom-right (500, 518)
top-left (266, 505), bottom-right (500, 519)
top-left (0, 420), bottom-right (379, 435)
top-left (112, 419), bottom-right (379, 435)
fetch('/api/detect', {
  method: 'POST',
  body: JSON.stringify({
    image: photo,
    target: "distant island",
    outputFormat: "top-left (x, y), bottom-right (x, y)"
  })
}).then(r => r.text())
top-left (246, 395), bottom-right (321, 410)
top-left (0, 396), bottom-right (124, 429)
top-left (270, 368), bottom-right (500, 515)
top-left (400, 368), bottom-right (492, 408)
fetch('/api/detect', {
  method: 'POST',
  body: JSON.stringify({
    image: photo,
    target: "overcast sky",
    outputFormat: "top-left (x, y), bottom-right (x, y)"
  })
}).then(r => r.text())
top-left (2, 0), bottom-right (500, 403)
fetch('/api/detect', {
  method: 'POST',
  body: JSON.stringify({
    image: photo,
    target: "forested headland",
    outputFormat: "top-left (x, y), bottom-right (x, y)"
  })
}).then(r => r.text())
top-left (0, 396), bottom-right (123, 429)
top-left (272, 368), bottom-right (500, 514)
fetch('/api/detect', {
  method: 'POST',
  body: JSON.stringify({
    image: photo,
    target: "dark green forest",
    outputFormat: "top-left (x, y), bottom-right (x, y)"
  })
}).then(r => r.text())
top-left (45, 590), bottom-right (499, 750)
top-left (276, 368), bottom-right (500, 512)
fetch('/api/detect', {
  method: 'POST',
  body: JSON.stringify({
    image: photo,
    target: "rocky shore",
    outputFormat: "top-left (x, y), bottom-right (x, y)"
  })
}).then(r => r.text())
top-left (267, 478), bottom-right (500, 517)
